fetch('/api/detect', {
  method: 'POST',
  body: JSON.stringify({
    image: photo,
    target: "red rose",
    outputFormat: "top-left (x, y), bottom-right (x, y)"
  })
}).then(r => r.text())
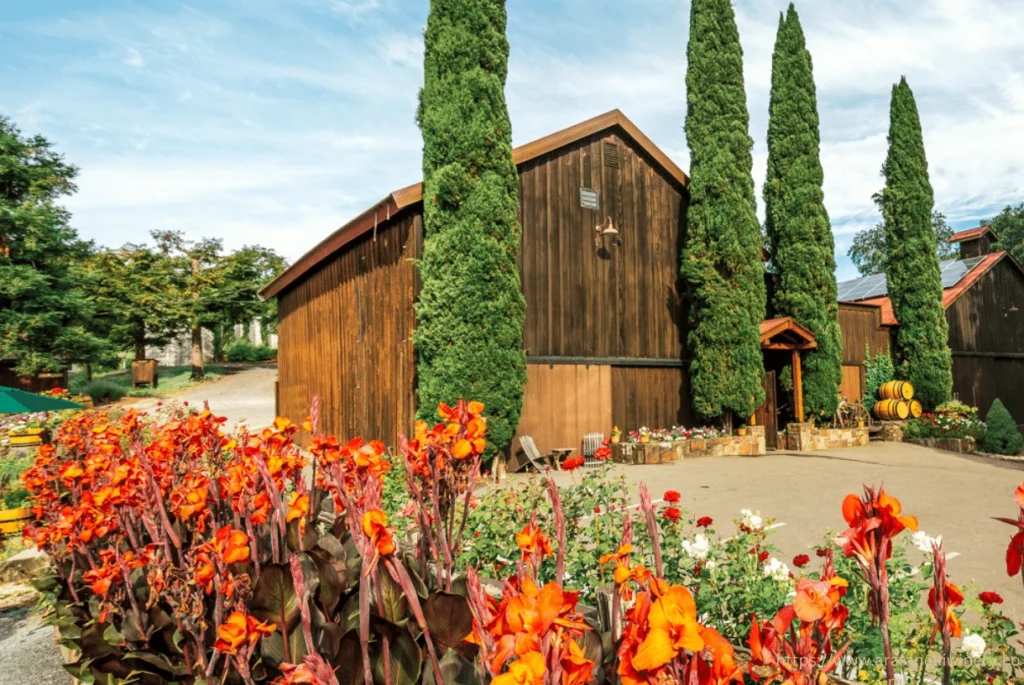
top-left (593, 507), bottom-right (601, 514)
top-left (758, 551), bottom-right (769, 563)
top-left (693, 563), bottom-right (704, 576)
top-left (815, 548), bottom-right (830, 557)
top-left (792, 554), bottom-right (810, 568)
top-left (696, 516), bottom-right (713, 527)
top-left (664, 490), bottom-right (681, 503)
top-left (594, 446), bottom-right (612, 461)
top-left (562, 456), bottom-right (585, 471)
top-left (663, 507), bottom-right (681, 522)
top-left (979, 591), bottom-right (1003, 606)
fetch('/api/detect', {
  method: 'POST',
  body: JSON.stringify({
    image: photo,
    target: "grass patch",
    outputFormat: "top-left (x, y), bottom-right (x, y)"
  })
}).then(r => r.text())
top-left (70, 365), bottom-right (228, 400)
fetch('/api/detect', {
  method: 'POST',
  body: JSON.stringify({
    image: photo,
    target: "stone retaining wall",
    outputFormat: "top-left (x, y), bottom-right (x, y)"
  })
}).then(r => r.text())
top-left (786, 423), bottom-right (870, 452)
top-left (880, 421), bottom-right (905, 442)
top-left (611, 426), bottom-right (765, 464)
top-left (907, 437), bottom-right (977, 454)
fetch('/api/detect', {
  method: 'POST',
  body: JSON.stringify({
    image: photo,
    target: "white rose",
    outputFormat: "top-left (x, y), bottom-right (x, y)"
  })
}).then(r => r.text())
top-left (911, 531), bottom-right (942, 554)
top-left (682, 534), bottom-right (710, 560)
top-left (762, 557), bottom-right (790, 582)
top-left (961, 633), bottom-right (986, 659)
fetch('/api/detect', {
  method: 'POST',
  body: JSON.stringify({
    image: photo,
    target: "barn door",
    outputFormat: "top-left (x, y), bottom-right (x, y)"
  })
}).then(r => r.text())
top-left (754, 371), bottom-right (778, 450)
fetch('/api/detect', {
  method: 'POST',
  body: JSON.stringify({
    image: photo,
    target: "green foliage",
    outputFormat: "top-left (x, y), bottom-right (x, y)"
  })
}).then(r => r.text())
top-left (983, 398), bottom-right (1023, 455)
top-left (0, 117), bottom-right (110, 374)
top-left (986, 202), bottom-right (1024, 265)
top-left (903, 412), bottom-right (984, 441)
top-left (879, 78), bottom-right (952, 409)
top-left (763, 5), bottom-right (842, 419)
top-left (415, 0), bottom-right (526, 456)
top-left (849, 211), bottom-right (957, 277)
top-left (224, 339), bottom-right (276, 363)
top-left (84, 379), bottom-right (126, 405)
top-left (861, 345), bottom-right (894, 413)
top-left (681, 0), bottom-right (766, 420)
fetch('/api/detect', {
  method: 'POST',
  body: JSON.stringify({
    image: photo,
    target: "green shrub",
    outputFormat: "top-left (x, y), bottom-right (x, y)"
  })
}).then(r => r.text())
top-left (862, 345), bottom-right (895, 413)
top-left (983, 398), bottom-right (1023, 455)
top-left (224, 339), bottom-right (276, 363)
top-left (85, 379), bottom-right (126, 405)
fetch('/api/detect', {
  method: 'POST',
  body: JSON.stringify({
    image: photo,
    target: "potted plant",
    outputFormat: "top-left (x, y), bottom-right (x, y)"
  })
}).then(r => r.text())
top-left (7, 414), bottom-right (48, 447)
top-left (638, 426), bottom-right (651, 444)
top-left (737, 424), bottom-right (748, 437)
top-left (611, 426), bottom-right (622, 444)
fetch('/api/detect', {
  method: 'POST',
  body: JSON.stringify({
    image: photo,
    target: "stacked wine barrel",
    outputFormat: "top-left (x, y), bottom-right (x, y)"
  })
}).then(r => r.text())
top-left (874, 380), bottom-right (923, 420)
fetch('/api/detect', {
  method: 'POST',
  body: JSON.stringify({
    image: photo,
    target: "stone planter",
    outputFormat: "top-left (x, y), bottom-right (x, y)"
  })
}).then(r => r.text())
top-left (879, 421), bottom-right (905, 442)
top-left (786, 423), bottom-right (869, 452)
top-left (907, 437), bottom-right (977, 454)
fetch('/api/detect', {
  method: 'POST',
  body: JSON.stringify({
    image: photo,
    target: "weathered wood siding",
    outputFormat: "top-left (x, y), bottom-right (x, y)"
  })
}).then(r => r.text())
top-left (515, 363), bottom-right (612, 456)
top-left (946, 258), bottom-right (1024, 424)
top-left (276, 212), bottom-right (421, 445)
top-left (517, 132), bottom-right (687, 359)
top-left (838, 304), bottom-right (891, 364)
top-left (610, 366), bottom-right (692, 433)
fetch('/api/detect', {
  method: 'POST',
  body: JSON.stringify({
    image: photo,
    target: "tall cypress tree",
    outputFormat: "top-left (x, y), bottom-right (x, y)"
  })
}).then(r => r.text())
top-left (415, 0), bottom-right (525, 455)
top-left (682, 0), bottom-right (766, 424)
top-left (880, 77), bottom-right (952, 408)
top-left (763, 4), bottom-right (842, 419)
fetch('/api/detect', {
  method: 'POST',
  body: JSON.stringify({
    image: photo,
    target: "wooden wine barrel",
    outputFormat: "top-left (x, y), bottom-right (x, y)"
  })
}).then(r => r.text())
top-left (909, 399), bottom-right (923, 418)
top-left (879, 380), bottom-right (914, 401)
top-left (874, 399), bottom-right (910, 421)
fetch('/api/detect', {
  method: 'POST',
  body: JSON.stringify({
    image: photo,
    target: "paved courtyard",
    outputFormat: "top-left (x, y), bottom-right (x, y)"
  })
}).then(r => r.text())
top-left (541, 442), bottom-right (1024, 619)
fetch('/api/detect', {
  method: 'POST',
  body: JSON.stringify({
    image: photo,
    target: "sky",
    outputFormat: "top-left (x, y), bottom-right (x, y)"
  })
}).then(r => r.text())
top-left (2, 0), bottom-right (1023, 282)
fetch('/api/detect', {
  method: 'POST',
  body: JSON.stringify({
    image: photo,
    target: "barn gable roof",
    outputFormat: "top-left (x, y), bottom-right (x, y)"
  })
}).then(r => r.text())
top-left (260, 109), bottom-right (689, 300)
top-left (838, 250), bottom-right (1021, 326)
top-left (949, 225), bottom-right (998, 244)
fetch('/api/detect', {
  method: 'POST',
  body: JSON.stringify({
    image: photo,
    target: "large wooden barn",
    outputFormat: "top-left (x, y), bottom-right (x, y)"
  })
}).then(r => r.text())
top-left (262, 110), bottom-right (813, 453)
top-left (837, 226), bottom-right (1024, 426)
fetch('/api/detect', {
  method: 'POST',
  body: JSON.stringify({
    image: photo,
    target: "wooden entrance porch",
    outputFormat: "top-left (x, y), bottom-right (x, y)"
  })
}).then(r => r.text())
top-left (755, 317), bottom-right (817, 449)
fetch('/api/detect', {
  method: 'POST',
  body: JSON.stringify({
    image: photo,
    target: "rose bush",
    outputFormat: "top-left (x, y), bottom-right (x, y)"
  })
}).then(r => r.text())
top-left (21, 398), bottom-right (1024, 685)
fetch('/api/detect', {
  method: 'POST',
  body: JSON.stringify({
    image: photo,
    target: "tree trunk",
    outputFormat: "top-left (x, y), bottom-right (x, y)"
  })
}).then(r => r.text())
top-left (191, 325), bottom-right (204, 380)
top-left (86, 362), bottom-right (93, 382)
top-left (212, 324), bottom-right (223, 362)
top-left (135, 338), bottom-right (146, 361)
top-left (190, 258), bottom-right (204, 380)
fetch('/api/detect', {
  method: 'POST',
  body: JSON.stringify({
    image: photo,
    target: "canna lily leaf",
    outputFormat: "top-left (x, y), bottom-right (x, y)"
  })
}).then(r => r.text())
top-left (376, 570), bottom-right (410, 627)
top-left (421, 649), bottom-right (480, 685)
top-left (370, 628), bottom-right (421, 685)
top-left (250, 564), bottom-right (300, 633)
top-left (422, 591), bottom-right (475, 658)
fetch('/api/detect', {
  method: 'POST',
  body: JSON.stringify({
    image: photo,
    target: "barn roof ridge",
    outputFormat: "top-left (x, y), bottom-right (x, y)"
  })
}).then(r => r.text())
top-left (949, 224), bottom-right (999, 244)
top-left (260, 109), bottom-right (689, 300)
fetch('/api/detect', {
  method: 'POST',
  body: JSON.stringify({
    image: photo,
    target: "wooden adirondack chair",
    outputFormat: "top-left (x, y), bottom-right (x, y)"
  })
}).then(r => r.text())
top-left (582, 432), bottom-right (605, 468)
top-left (510, 435), bottom-right (558, 473)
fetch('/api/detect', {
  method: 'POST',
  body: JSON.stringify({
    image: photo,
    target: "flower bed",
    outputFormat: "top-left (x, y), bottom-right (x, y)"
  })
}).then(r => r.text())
top-left (612, 427), bottom-right (765, 463)
top-left (903, 412), bottom-right (984, 442)
top-left (785, 423), bottom-right (869, 452)
top-left (19, 402), bottom-right (1024, 685)
top-left (906, 437), bottom-right (977, 454)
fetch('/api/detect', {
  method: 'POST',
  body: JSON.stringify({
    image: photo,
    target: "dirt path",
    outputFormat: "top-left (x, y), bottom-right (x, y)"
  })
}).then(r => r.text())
top-left (127, 365), bottom-right (278, 430)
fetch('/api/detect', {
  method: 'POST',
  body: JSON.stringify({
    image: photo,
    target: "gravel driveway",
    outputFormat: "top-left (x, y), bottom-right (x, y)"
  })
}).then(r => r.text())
top-left (128, 365), bottom-right (278, 430)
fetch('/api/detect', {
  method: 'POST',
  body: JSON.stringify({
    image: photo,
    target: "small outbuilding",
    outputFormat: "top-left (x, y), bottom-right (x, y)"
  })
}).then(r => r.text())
top-left (837, 226), bottom-right (1024, 426)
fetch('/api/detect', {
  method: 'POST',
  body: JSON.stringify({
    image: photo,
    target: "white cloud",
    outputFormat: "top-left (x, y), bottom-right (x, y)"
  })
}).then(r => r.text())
top-left (330, 0), bottom-right (381, 17)
top-left (125, 47), bottom-right (144, 68)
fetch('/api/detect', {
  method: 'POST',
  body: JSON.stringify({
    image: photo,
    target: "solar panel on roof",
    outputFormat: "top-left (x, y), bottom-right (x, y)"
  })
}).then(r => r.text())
top-left (837, 256), bottom-right (987, 302)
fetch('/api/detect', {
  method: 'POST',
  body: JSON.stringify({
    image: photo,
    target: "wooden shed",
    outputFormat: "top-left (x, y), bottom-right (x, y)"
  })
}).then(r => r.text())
top-left (837, 226), bottom-right (1024, 426)
top-left (262, 110), bottom-right (807, 454)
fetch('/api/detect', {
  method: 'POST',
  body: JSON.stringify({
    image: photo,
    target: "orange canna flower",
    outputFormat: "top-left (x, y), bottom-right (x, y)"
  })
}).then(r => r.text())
top-left (212, 525), bottom-right (251, 565)
top-left (698, 626), bottom-right (743, 684)
top-left (491, 650), bottom-right (545, 685)
top-left (560, 639), bottom-right (594, 685)
top-left (515, 522), bottom-right (553, 559)
top-left (928, 580), bottom-right (964, 639)
top-left (286, 492), bottom-right (310, 525)
top-left (630, 585), bottom-right (704, 671)
top-left (214, 611), bottom-right (277, 655)
top-left (361, 509), bottom-right (396, 557)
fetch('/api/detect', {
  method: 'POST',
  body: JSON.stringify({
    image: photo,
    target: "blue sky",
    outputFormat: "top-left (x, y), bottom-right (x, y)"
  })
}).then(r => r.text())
top-left (3, 0), bottom-right (1024, 281)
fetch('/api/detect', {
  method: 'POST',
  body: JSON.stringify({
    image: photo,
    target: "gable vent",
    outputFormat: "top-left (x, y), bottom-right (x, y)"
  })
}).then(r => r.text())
top-left (603, 141), bottom-right (620, 168)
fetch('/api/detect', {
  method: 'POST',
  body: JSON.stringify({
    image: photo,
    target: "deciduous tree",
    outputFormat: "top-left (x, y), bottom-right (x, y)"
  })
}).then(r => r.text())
top-left (0, 117), bottom-right (109, 375)
top-left (415, 0), bottom-right (526, 455)
top-left (848, 211), bottom-right (956, 276)
top-left (985, 203), bottom-right (1024, 264)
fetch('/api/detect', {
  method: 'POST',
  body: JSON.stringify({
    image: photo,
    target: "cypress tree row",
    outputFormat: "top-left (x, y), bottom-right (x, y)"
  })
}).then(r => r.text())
top-left (879, 77), bottom-right (952, 409)
top-left (415, 0), bottom-right (526, 455)
top-left (682, 0), bottom-right (766, 424)
top-left (763, 4), bottom-right (842, 419)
